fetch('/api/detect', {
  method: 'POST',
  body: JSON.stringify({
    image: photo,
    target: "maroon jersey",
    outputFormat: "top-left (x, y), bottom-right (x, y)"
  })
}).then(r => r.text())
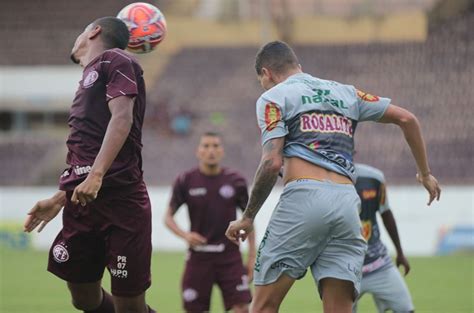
top-left (170, 167), bottom-right (249, 256)
top-left (59, 48), bottom-right (146, 190)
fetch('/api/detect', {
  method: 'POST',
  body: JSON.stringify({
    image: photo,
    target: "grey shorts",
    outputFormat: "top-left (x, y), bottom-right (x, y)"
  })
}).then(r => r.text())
top-left (254, 179), bottom-right (367, 298)
top-left (354, 264), bottom-right (414, 313)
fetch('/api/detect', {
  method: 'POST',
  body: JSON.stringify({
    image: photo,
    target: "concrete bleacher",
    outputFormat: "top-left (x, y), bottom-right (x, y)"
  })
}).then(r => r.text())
top-left (142, 12), bottom-right (474, 185)
top-left (0, 3), bottom-right (472, 186)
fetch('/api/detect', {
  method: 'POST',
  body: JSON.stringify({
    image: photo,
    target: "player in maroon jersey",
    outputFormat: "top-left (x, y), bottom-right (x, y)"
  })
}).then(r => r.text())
top-left (23, 17), bottom-right (155, 313)
top-left (164, 132), bottom-right (255, 313)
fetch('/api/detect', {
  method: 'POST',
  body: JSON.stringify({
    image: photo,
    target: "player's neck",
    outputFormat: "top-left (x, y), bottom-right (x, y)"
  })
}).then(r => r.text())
top-left (199, 164), bottom-right (222, 176)
top-left (275, 68), bottom-right (303, 84)
top-left (79, 45), bottom-right (107, 67)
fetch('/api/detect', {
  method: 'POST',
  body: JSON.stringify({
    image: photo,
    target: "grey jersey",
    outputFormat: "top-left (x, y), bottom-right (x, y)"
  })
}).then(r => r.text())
top-left (256, 73), bottom-right (390, 182)
top-left (355, 163), bottom-right (392, 275)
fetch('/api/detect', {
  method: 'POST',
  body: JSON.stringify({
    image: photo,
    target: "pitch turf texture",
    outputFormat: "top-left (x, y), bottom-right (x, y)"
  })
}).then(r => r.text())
top-left (0, 248), bottom-right (472, 313)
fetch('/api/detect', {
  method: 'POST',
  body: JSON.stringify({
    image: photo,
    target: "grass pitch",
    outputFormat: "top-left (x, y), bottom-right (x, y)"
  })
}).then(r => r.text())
top-left (0, 248), bottom-right (472, 312)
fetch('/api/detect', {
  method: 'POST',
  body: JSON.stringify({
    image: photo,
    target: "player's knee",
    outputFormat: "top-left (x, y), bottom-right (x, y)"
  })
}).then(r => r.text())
top-left (250, 297), bottom-right (280, 313)
top-left (232, 303), bottom-right (249, 313)
top-left (71, 297), bottom-right (100, 311)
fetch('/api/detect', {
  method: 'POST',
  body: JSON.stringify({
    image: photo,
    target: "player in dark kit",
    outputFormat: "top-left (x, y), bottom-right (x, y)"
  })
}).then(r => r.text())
top-left (23, 17), bottom-right (155, 313)
top-left (353, 163), bottom-right (414, 312)
top-left (164, 132), bottom-right (255, 313)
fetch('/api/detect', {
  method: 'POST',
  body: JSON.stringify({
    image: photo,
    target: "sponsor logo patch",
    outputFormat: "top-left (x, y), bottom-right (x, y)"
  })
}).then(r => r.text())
top-left (189, 187), bottom-right (207, 196)
top-left (83, 70), bottom-right (99, 88)
top-left (52, 244), bottom-right (69, 263)
top-left (300, 113), bottom-right (353, 137)
top-left (356, 89), bottom-right (379, 102)
top-left (264, 103), bottom-right (281, 131)
top-left (362, 189), bottom-right (377, 200)
top-left (361, 220), bottom-right (372, 241)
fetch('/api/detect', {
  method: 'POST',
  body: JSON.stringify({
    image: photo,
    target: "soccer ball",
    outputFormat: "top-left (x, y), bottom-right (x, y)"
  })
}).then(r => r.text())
top-left (117, 2), bottom-right (167, 54)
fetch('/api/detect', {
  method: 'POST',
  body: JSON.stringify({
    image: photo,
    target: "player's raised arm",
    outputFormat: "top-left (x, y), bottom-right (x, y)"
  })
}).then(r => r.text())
top-left (378, 104), bottom-right (441, 205)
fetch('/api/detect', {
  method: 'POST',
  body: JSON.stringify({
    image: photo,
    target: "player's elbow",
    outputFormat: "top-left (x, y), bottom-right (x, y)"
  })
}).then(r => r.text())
top-left (396, 110), bottom-right (418, 128)
top-left (262, 156), bottom-right (283, 174)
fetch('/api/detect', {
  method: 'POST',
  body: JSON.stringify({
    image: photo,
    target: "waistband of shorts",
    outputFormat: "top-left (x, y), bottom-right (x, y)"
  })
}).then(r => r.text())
top-left (284, 178), bottom-right (355, 190)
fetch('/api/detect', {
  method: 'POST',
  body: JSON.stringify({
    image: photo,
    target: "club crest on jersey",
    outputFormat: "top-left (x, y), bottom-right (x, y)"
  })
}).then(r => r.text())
top-left (52, 243), bottom-right (69, 263)
top-left (183, 288), bottom-right (198, 302)
top-left (361, 220), bottom-right (372, 241)
top-left (83, 70), bottom-right (99, 88)
top-left (219, 185), bottom-right (235, 199)
top-left (264, 103), bottom-right (281, 131)
top-left (356, 89), bottom-right (379, 102)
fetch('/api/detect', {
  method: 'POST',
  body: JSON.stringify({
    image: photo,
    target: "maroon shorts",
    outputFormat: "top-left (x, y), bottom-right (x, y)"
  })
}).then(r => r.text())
top-left (48, 181), bottom-right (152, 297)
top-left (181, 252), bottom-right (252, 312)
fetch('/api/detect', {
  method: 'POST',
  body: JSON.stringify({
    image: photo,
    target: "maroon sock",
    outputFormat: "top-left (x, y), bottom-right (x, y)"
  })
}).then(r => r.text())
top-left (147, 305), bottom-right (156, 313)
top-left (84, 289), bottom-right (115, 313)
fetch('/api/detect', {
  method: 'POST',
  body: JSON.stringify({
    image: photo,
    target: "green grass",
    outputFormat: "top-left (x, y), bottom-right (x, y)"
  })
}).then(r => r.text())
top-left (0, 248), bottom-right (473, 313)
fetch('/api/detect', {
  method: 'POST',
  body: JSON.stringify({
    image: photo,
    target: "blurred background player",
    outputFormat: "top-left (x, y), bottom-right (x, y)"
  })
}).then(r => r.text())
top-left (164, 132), bottom-right (255, 313)
top-left (23, 17), bottom-right (156, 313)
top-left (226, 41), bottom-right (440, 313)
top-left (354, 163), bottom-right (414, 313)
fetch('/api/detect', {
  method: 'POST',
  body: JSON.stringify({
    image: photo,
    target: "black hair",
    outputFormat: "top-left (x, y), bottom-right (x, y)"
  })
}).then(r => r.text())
top-left (255, 41), bottom-right (299, 75)
top-left (93, 16), bottom-right (130, 50)
top-left (201, 131), bottom-right (221, 138)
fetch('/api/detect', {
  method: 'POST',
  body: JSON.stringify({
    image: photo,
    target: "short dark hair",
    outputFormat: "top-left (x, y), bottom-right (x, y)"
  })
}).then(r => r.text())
top-left (93, 17), bottom-right (130, 50)
top-left (255, 41), bottom-right (299, 75)
top-left (201, 131), bottom-right (221, 138)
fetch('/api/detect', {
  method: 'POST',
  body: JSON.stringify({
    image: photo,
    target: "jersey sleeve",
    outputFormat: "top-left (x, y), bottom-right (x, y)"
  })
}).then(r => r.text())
top-left (256, 94), bottom-right (288, 145)
top-left (169, 174), bottom-right (187, 213)
top-left (378, 180), bottom-right (390, 214)
top-left (355, 87), bottom-right (391, 122)
top-left (234, 175), bottom-right (249, 211)
top-left (104, 51), bottom-right (138, 101)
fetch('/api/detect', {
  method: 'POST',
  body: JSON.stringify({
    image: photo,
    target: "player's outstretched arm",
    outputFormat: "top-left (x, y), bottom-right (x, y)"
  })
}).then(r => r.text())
top-left (381, 210), bottom-right (410, 275)
top-left (226, 137), bottom-right (284, 244)
top-left (378, 104), bottom-right (441, 205)
top-left (24, 191), bottom-right (66, 233)
top-left (71, 96), bottom-right (134, 206)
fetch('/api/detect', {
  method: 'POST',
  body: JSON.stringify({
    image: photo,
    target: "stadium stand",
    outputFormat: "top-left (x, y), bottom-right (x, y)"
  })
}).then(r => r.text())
top-left (0, 1), bottom-right (472, 185)
top-left (143, 10), bottom-right (474, 185)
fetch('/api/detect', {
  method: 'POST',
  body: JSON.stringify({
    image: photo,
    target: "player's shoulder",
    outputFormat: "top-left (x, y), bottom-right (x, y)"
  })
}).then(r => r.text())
top-left (175, 167), bottom-right (200, 184)
top-left (221, 167), bottom-right (247, 183)
top-left (101, 48), bottom-right (140, 66)
top-left (355, 163), bottom-right (385, 183)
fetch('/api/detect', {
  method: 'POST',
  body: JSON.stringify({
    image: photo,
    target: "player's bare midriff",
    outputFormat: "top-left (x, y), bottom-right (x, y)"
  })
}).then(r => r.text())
top-left (282, 157), bottom-right (352, 185)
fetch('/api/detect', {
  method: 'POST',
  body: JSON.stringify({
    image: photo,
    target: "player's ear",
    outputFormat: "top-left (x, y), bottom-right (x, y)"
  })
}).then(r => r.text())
top-left (261, 67), bottom-right (271, 79)
top-left (88, 25), bottom-right (102, 40)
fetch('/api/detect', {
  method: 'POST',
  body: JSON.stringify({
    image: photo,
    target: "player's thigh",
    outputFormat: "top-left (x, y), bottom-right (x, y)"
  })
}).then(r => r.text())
top-left (181, 258), bottom-right (215, 312)
top-left (104, 186), bottom-right (153, 297)
top-left (215, 257), bottom-right (251, 311)
top-left (106, 220), bottom-right (152, 298)
top-left (254, 181), bottom-right (335, 286)
top-left (48, 199), bottom-right (107, 285)
top-left (251, 274), bottom-right (295, 312)
top-left (311, 184), bottom-right (366, 300)
top-left (113, 292), bottom-right (148, 313)
top-left (369, 266), bottom-right (414, 313)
